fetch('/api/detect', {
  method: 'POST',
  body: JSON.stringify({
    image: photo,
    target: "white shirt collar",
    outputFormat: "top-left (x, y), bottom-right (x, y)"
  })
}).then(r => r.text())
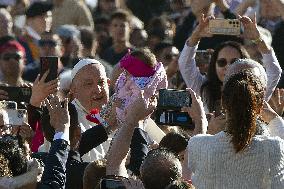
top-left (25, 26), bottom-right (41, 41)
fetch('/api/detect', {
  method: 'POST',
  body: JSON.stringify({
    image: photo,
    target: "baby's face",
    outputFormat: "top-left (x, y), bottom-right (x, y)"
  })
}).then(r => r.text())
top-left (124, 73), bottom-right (137, 91)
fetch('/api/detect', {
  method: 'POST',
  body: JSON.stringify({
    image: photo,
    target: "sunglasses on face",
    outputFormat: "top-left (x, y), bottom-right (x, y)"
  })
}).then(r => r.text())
top-left (39, 40), bottom-right (57, 47)
top-left (0, 53), bottom-right (22, 61)
top-left (216, 58), bottom-right (239, 67)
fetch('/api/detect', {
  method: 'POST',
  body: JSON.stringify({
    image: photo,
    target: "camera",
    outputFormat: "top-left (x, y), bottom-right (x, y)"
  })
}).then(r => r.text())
top-left (156, 89), bottom-right (194, 129)
top-left (209, 19), bottom-right (241, 36)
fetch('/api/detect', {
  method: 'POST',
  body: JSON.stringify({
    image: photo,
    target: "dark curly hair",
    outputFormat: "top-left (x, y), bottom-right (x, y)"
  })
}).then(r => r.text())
top-left (222, 69), bottom-right (265, 153)
top-left (0, 137), bottom-right (28, 176)
top-left (159, 131), bottom-right (189, 156)
top-left (201, 41), bottom-right (250, 113)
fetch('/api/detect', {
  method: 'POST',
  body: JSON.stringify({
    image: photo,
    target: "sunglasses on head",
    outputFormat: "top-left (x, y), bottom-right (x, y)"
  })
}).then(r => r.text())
top-left (216, 58), bottom-right (239, 67)
top-left (39, 40), bottom-right (57, 47)
top-left (0, 53), bottom-right (22, 61)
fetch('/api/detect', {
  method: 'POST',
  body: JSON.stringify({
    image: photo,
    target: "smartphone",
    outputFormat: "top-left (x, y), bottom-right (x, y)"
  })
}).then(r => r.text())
top-left (209, 19), bottom-right (241, 36)
top-left (100, 178), bottom-right (126, 189)
top-left (195, 50), bottom-right (211, 65)
top-left (158, 89), bottom-right (191, 110)
top-left (40, 56), bottom-right (59, 82)
top-left (7, 109), bottom-right (27, 126)
top-left (155, 110), bottom-right (194, 129)
top-left (0, 101), bottom-right (17, 109)
top-left (0, 86), bottom-right (32, 103)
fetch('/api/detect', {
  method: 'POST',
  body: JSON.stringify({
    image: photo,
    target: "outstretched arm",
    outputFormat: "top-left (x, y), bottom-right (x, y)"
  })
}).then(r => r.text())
top-left (106, 90), bottom-right (157, 177)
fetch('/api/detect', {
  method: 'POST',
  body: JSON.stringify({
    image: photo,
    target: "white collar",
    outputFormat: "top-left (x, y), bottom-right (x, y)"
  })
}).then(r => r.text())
top-left (25, 26), bottom-right (41, 41)
top-left (72, 99), bottom-right (89, 114)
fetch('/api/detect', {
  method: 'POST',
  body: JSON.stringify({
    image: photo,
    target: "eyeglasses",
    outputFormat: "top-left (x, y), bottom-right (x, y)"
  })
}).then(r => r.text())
top-left (216, 58), bottom-right (239, 67)
top-left (39, 40), bottom-right (57, 47)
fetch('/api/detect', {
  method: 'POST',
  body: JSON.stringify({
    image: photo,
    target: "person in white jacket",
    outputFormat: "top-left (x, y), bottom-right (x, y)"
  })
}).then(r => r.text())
top-left (178, 14), bottom-right (282, 114)
top-left (183, 60), bottom-right (284, 188)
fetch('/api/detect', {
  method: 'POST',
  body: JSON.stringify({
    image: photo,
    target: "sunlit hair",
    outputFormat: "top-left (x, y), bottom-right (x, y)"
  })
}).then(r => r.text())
top-left (0, 153), bottom-right (12, 177)
top-left (222, 69), bottom-right (265, 153)
top-left (130, 48), bottom-right (157, 68)
top-left (201, 41), bottom-right (250, 112)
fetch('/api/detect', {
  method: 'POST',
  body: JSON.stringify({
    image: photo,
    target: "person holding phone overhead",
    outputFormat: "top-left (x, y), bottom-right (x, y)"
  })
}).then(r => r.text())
top-left (178, 14), bottom-right (282, 133)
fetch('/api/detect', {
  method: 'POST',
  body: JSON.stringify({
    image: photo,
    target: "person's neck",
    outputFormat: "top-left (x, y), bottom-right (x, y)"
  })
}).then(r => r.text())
top-left (3, 75), bottom-right (22, 86)
top-left (112, 40), bottom-right (130, 53)
top-left (81, 48), bottom-right (94, 58)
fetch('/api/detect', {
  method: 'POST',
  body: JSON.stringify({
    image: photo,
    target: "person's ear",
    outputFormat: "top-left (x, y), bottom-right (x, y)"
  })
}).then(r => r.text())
top-left (107, 78), bottom-right (111, 86)
top-left (69, 83), bottom-right (76, 97)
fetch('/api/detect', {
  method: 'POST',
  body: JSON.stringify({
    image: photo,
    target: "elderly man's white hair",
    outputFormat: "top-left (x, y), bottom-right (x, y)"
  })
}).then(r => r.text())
top-left (71, 58), bottom-right (103, 81)
top-left (223, 58), bottom-right (267, 90)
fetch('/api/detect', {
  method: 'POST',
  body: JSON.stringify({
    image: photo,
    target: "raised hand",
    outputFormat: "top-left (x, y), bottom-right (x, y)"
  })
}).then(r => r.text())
top-left (268, 88), bottom-right (284, 117)
top-left (19, 122), bottom-right (34, 140)
top-left (239, 13), bottom-right (260, 40)
top-left (188, 14), bottom-right (214, 46)
top-left (45, 95), bottom-right (69, 133)
top-left (125, 90), bottom-right (157, 124)
top-left (30, 70), bottom-right (59, 107)
top-left (182, 88), bottom-right (207, 134)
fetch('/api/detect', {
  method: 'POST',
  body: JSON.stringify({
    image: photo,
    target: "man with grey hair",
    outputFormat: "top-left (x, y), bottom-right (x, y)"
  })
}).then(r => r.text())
top-left (70, 58), bottom-right (111, 162)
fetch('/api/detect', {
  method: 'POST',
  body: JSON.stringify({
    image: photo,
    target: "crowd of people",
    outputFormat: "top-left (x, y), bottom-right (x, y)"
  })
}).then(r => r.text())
top-left (1, 0), bottom-right (284, 188)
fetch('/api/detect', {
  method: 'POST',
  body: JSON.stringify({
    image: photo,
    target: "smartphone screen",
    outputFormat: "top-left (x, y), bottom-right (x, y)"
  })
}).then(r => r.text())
top-left (7, 109), bottom-right (27, 126)
top-left (0, 86), bottom-right (32, 103)
top-left (40, 56), bottom-right (59, 82)
top-left (100, 178), bottom-right (126, 189)
top-left (155, 110), bottom-right (194, 129)
top-left (158, 89), bottom-right (192, 110)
